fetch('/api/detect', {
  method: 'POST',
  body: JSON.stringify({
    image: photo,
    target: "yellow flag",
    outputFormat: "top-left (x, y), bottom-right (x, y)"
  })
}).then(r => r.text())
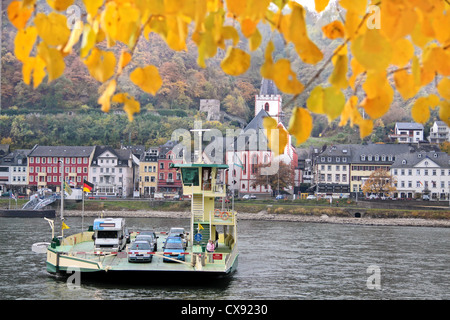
top-left (62, 222), bottom-right (70, 230)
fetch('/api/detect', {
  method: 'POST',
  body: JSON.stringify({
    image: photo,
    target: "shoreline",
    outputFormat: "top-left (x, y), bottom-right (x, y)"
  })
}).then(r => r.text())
top-left (64, 210), bottom-right (450, 228)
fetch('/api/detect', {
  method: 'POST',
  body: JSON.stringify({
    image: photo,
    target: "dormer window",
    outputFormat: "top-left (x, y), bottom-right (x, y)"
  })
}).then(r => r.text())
top-left (418, 154), bottom-right (422, 158)
top-left (433, 153), bottom-right (438, 158)
top-left (361, 155), bottom-right (366, 161)
top-left (375, 155), bottom-right (379, 161)
top-left (381, 155), bottom-right (386, 161)
top-left (402, 160), bottom-right (407, 164)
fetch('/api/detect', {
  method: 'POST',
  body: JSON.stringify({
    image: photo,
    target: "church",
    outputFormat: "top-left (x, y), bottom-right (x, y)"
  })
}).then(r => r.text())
top-left (225, 79), bottom-right (298, 197)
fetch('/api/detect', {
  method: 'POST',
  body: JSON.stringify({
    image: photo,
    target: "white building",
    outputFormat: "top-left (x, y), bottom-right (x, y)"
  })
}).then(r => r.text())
top-left (390, 151), bottom-right (450, 200)
top-left (428, 121), bottom-right (450, 144)
top-left (389, 122), bottom-right (424, 143)
top-left (90, 146), bottom-right (136, 197)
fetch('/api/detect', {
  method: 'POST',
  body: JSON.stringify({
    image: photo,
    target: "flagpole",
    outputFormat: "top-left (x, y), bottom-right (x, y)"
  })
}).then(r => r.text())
top-left (60, 159), bottom-right (64, 237)
top-left (82, 181), bottom-right (85, 234)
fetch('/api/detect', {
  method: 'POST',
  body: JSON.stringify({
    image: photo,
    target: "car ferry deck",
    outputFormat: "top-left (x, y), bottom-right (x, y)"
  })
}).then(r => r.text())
top-left (45, 162), bottom-right (238, 281)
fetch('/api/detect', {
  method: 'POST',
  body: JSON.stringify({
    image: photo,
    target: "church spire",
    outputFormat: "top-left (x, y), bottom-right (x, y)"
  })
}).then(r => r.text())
top-left (259, 78), bottom-right (278, 96)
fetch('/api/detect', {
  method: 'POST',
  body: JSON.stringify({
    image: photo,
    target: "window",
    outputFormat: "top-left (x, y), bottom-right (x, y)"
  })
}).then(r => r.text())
top-left (416, 181), bottom-right (421, 188)
top-left (327, 174), bottom-right (332, 182)
top-left (424, 170), bottom-right (428, 175)
top-left (416, 169), bottom-right (420, 175)
top-left (327, 165), bottom-right (332, 171)
top-left (408, 169), bottom-right (412, 175)
top-left (30, 157), bottom-right (34, 163)
top-left (361, 155), bottom-right (365, 161)
top-left (342, 174), bottom-right (347, 182)
top-left (159, 173), bottom-right (164, 180)
top-left (342, 157), bottom-right (347, 163)
top-left (160, 163), bottom-right (164, 169)
top-left (432, 170), bottom-right (436, 176)
top-left (264, 102), bottom-right (269, 111)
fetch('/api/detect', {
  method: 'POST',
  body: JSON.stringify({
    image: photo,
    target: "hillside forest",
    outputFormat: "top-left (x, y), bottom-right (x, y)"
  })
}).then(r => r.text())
top-left (0, 0), bottom-right (443, 150)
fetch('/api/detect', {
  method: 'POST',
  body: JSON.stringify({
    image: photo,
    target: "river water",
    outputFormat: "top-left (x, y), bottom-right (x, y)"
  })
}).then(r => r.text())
top-left (0, 216), bottom-right (448, 300)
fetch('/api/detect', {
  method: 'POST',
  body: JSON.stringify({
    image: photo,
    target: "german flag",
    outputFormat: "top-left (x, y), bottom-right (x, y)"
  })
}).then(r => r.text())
top-left (83, 179), bottom-right (94, 193)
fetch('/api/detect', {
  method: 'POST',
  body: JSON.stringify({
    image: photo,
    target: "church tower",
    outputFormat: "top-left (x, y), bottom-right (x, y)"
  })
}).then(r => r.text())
top-left (254, 78), bottom-right (283, 123)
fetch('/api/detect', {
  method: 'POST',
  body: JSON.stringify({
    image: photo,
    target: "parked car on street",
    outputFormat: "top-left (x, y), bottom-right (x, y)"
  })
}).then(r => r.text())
top-left (128, 241), bottom-right (153, 263)
top-left (168, 227), bottom-right (187, 249)
top-left (275, 195), bottom-right (284, 200)
top-left (163, 237), bottom-right (185, 262)
top-left (306, 195), bottom-right (317, 200)
top-left (135, 234), bottom-right (157, 252)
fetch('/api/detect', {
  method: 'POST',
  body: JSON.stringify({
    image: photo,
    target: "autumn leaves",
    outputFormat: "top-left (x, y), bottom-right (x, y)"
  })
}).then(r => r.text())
top-left (7, 0), bottom-right (450, 158)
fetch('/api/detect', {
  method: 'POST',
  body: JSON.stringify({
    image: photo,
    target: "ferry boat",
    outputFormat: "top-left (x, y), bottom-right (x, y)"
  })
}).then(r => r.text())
top-left (43, 162), bottom-right (238, 281)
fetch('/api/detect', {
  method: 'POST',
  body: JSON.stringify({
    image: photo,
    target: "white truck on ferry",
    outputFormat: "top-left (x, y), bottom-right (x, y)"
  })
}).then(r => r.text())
top-left (93, 218), bottom-right (128, 254)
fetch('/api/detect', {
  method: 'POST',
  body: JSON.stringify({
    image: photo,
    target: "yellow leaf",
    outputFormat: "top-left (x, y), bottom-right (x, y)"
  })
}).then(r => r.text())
top-left (314, 0), bottom-right (329, 12)
top-left (80, 24), bottom-right (97, 58)
top-left (115, 4), bottom-right (141, 48)
top-left (339, 96), bottom-right (362, 128)
top-left (295, 39), bottom-right (323, 65)
top-left (357, 119), bottom-right (374, 139)
top-left (348, 58), bottom-right (365, 90)
top-left (14, 26), bottom-right (37, 62)
top-left (46, 0), bottom-right (74, 11)
top-left (272, 59), bottom-right (304, 95)
top-left (344, 10), bottom-right (362, 40)
top-left (166, 16), bottom-right (188, 51)
top-left (34, 12), bottom-right (71, 47)
top-left (322, 20), bottom-right (345, 39)
top-left (118, 51), bottom-right (132, 75)
top-left (351, 29), bottom-right (392, 71)
top-left (432, 11), bottom-right (450, 45)
top-left (422, 45), bottom-right (450, 77)
top-left (7, 1), bottom-right (33, 30)
top-left (391, 38), bottom-right (414, 67)
top-left (37, 42), bottom-right (65, 83)
top-left (225, 0), bottom-right (245, 17)
top-left (329, 53), bottom-right (348, 90)
top-left (222, 26), bottom-right (240, 47)
top-left (288, 3), bottom-right (323, 64)
top-left (83, 0), bottom-right (103, 17)
top-left (130, 65), bottom-right (162, 95)
top-left (380, 2), bottom-right (417, 41)
top-left (439, 100), bottom-right (450, 126)
top-left (83, 48), bottom-right (116, 83)
top-left (393, 70), bottom-right (418, 100)
top-left (112, 93), bottom-right (140, 122)
top-left (361, 71), bottom-right (393, 119)
top-left (411, 97), bottom-right (432, 124)
top-left (249, 28), bottom-right (262, 51)
top-left (63, 20), bottom-right (83, 54)
top-left (306, 86), bottom-right (325, 114)
top-left (22, 56), bottom-right (46, 89)
top-left (221, 47), bottom-right (250, 76)
top-left (288, 107), bottom-right (313, 145)
top-left (241, 18), bottom-right (257, 38)
top-left (263, 117), bottom-right (288, 156)
top-left (322, 86), bottom-right (345, 122)
top-left (260, 41), bottom-right (275, 79)
top-left (339, 0), bottom-right (366, 16)
top-left (437, 78), bottom-right (450, 100)
top-left (98, 80), bottom-right (117, 113)
top-left (410, 20), bottom-right (432, 48)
